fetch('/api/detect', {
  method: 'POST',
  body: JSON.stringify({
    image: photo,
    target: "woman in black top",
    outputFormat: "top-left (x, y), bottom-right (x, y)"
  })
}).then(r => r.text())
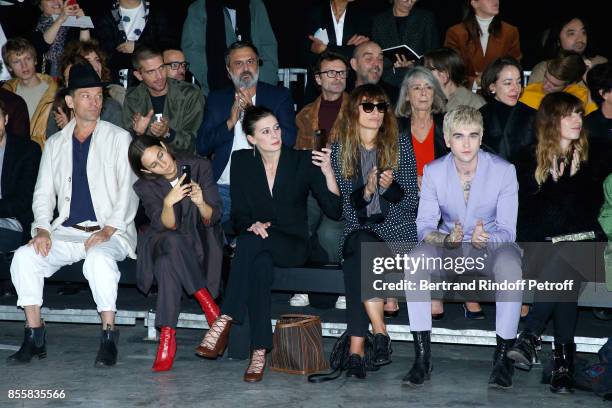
top-left (508, 92), bottom-right (605, 394)
top-left (196, 106), bottom-right (341, 383)
top-left (128, 136), bottom-right (223, 372)
top-left (480, 57), bottom-right (537, 165)
top-left (331, 84), bottom-right (419, 379)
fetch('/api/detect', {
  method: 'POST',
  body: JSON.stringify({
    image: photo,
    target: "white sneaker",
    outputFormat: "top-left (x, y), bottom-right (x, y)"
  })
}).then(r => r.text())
top-left (335, 296), bottom-right (346, 309)
top-left (289, 294), bottom-right (309, 307)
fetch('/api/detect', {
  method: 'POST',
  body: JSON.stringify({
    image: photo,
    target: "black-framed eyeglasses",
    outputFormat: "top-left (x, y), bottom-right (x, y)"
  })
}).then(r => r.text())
top-left (360, 102), bottom-right (388, 113)
top-left (164, 61), bottom-right (190, 71)
top-left (316, 70), bottom-right (348, 79)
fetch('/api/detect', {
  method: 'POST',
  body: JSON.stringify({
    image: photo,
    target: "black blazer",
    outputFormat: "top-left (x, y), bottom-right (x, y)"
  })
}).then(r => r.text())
top-left (302, 2), bottom-right (372, 66)
top-left (230, 146), bottom-right (341, 264)
top-left (132, 155), bottom-right (224, 296)
top-left (0, 133), bottom-right (41, 240)
top-left (398, 114), bottom-right (448, 159)
top-left (480, 100), bottom-right (536, 165)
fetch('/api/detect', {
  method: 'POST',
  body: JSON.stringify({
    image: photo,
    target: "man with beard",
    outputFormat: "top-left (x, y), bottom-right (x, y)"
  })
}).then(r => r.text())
top-left (348, 41), bottom-right (399, 105)
top-left (196, 41), bottom-right (296, 224)
top-left (122, 46), bottom-right (204, 153)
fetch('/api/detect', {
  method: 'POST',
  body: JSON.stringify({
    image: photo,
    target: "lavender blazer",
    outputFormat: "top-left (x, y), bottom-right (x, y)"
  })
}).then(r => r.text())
top-left (417, 150), bottom-right (518, 243)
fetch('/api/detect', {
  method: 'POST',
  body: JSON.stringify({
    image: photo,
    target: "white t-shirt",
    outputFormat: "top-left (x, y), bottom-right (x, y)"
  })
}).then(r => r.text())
top-left (218, 95), bottom-right (256, 186)
top-left (330, 1), bottom-right (346, 46)
top-left (0, 23), bottom-right (10, 81)
top-left (120, 2), bottom-right (146, 41)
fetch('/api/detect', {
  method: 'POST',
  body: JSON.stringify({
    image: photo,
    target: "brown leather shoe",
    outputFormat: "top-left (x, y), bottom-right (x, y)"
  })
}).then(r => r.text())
top-left (243, 349), bottom-right (266, 383)
top-left (195, 316), bottom-right (232, 359)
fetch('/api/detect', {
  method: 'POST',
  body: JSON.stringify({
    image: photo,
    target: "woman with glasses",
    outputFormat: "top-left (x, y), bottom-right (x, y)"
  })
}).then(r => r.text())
top-left (508, 92), bottom-right (605, 394)
top-left (330, 84), bottom-right (419, 378)
top-left (423, 47), bottom-right (485, 112)
top-left (528, 15), bottom-right (607, 85)
top-left (195, 106), bottom-right (341, 382)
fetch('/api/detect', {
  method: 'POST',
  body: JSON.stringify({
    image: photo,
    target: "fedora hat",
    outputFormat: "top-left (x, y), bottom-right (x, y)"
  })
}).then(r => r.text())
top-left (67, 62), bottom-right (108, 91)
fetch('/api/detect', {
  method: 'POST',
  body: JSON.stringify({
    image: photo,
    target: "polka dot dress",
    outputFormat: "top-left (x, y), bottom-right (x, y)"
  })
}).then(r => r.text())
top-left (331, 134), bottom-right (419, 258)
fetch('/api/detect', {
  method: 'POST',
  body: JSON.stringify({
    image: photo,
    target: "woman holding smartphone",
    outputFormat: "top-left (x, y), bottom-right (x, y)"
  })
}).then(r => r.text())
top-left (128, 135), bottom-right (224, 372)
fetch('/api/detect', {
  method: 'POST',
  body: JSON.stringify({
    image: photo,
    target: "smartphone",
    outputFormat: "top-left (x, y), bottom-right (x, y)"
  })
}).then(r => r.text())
top-left (313, 129), bottom-right (326, 151)
top-left (180, 164), bottom-right (191, 186)
top-left (67, 0), bottom-right (77, 6)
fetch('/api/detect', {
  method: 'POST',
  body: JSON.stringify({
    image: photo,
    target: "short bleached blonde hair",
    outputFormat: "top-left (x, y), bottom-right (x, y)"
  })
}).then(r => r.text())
top-left (442, 105), bottom-right (483, 142)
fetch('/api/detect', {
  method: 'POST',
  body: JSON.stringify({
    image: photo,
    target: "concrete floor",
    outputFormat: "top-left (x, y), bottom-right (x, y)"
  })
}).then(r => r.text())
top-left (0, 321), bottom-right (608, 408)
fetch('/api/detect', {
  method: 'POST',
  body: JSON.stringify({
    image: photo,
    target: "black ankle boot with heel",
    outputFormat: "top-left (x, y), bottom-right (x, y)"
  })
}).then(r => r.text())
top-left (95, 325), bottom-right (119, 367)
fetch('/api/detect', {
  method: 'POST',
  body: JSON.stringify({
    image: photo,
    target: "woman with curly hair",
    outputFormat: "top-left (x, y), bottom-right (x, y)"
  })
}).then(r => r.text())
top-left (508, 92), bottom-right (605, 394)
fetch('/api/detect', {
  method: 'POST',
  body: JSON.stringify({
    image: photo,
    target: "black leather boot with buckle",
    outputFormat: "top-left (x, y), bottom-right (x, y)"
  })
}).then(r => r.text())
top-left (488, 335), bottom-right (515, 389)
top-left (550, 343), bottom-right (575, 394)
top-left (7, 323), bottom-right (46, 364)
top-left (402, 331), bottom-right (432, 387)
top-left (95, 325), bottom-right (119, 367)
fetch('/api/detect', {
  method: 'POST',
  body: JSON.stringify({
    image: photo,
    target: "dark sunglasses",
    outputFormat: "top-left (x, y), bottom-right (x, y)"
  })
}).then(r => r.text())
top-left (360, 102), bottom-right (388, 113)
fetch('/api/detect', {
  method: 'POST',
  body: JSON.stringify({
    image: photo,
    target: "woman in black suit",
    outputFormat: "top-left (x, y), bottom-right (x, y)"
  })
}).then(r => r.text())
top-left (331, 84), bottom-right (419, 379)
top-left (128, 136), bottom-right (223, 372)
top-left (196, 106), bottom-right (341, 383)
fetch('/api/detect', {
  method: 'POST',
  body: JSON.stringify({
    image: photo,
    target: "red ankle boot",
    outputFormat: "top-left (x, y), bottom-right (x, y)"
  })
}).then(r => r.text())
top-left (193, 288), bottom-right (220, 326)
top-left (152, 326), bottom-right (176, 372)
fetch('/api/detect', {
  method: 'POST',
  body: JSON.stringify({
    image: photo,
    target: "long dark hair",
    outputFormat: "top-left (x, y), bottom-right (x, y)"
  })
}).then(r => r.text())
top-left (542, 15), bottom-right (596, 60)
top-left (338, 84), bottom-right (399, 179)
top-left (462, 0), bottom-right (502, 45)
top-left (128, 135), bottom-right (176, 180)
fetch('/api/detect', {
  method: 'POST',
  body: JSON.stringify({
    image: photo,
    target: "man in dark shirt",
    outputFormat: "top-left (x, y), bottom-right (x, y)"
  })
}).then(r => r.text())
top-left (122, 46), bottom-right (204, 153)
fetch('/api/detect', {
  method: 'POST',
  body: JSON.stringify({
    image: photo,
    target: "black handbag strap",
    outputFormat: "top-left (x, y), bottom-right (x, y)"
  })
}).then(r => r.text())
top-left (307, 367), bottom-right (344, 383)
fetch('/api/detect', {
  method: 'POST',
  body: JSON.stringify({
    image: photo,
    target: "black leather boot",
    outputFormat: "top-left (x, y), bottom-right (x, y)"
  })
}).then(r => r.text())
top-left (373, 333), bottom-right (392, 366)
top-left (94, 326), bottom-right (119, 367)
top-left (346, 354), bottom-right (366, 379)
top-left (550, 343), bottom-right (575, 394)
top-left (488, 335), bottom-right (515, 389)
top-left (506, 331), bottom-right (539, 371)
top-left (6, 324), bottom-right (46, 364)
top-left (402, 331), bottom-right (432, 387)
